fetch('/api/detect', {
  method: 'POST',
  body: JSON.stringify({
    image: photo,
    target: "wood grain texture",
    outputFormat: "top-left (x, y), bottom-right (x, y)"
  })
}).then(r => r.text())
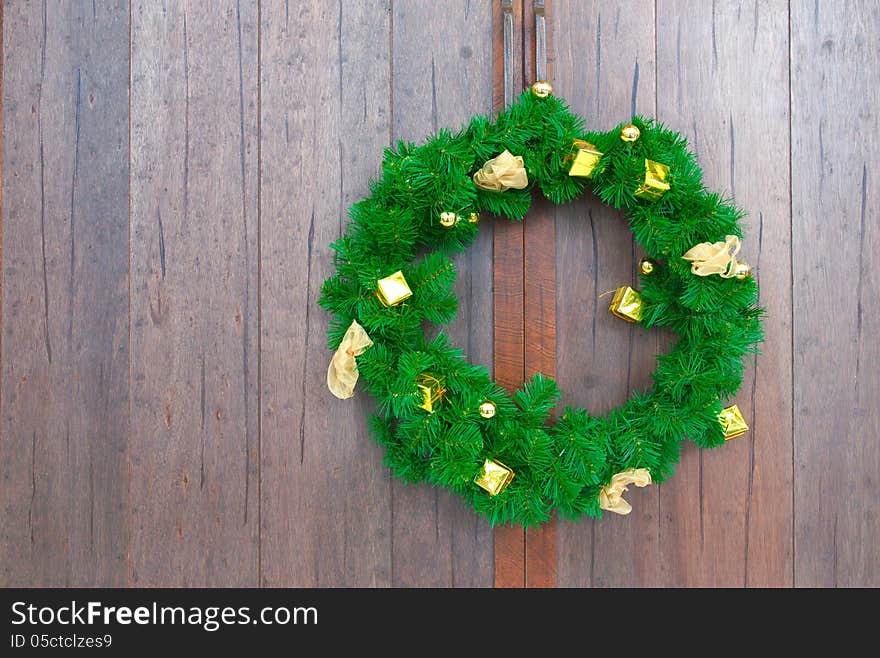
top-left (259, 0), bottom-right (494, 587)
top-left (553, 0), bottom-right (662, 588)
top-left (129, 0), bottom-right (260, 586)
top-left (791, 0), bottom-right (880, 587)
top-left (492, 0), bottom-right (527, 589)
top-left (0, 0), bottom-right (129, 587)
top-left (656, 0), bottom-right (792, 587)
top-left (554, 0), bottom-right (792, 587)
top-left (390, 0), bottom-right (495, 588)
top-left (0, 0), bottom-right (877, 589)
top-left (260, 0), bottom-right (394, 588)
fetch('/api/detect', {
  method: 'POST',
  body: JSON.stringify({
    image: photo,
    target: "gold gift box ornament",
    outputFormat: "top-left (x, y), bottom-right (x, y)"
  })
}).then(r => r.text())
top-left (609, 286), bottom-right (644, 323)
top-left (376, 270), bottom-right (412, 307)
top-left (416, 373), bottom-right (445, 413)
top-left (568, 139), bottom-right (603, 179)
top-left (719, 404), bottom-right (749, 440)
top-left (474, 459), bottom-right (515, 496)
top-left (635, 159), bottom-right (670, 201)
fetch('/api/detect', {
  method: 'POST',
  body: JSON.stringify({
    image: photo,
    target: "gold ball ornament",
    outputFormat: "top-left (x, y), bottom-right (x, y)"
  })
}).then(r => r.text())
top-left (479, 401), bottom-right (497, 419)
top-left (531, 80), bottom-right (553, 98)
top-left (439, 211), bottom-right (459, 228)
top-left (639, 258), bottom-right (655, 275)
top-left (620, 124), bottom-right (641, 142)
top-left (734, 261), bottom-right (751, 280)
top-left (468, 212), bottom-right (480, 224)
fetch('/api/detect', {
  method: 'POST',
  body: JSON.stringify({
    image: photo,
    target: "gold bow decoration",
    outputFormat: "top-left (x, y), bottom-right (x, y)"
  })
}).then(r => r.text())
top-left (327, 320), bottom-right (374, 400)
top-left (681, 234), bottom-right (741, 278)
top-left (598, 468), bottom-right (652, 515)
top-left (473, 150), bottom-right (529, 191)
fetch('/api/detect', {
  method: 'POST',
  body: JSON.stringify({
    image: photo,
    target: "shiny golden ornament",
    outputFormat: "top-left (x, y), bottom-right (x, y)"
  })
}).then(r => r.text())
top-left (620, 124), bottom-right (641, 142)
top-left (439, 211), bottom-right (459, 228)
top-left (719, 404), bottom-right (748, 440)
top-left (531, 80), bottom-right (553, 98)
top-left (609, 286), bottom-right (644, 323)
top-left (474, 459), bottom-right (515, 496)
top-left (568, 139), bottom-right (603, 179)
top-left (416, 373), bottom-right (445, 413)
top-left (478, 401), bottom-right (497, 419)
top-left (734, 261), bottom-right (751, 280)
top-left (467, 212), bottom-right (481, 224)
top-left (376, 270), bottom-right (412, 307)
top-left (635, 159), bottom-right (670, 201)
top-left (639, 258), bottom-right (656, 275)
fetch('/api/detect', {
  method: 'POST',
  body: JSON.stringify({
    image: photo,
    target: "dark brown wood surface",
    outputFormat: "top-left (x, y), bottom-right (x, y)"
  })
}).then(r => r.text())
top-left (259, 0), bottom-right (395, 588)
top-left (791, 1), bottom-right (879, 587)
top-left (0, 0), bottom-right (877, 588)
top-left (1, 0), bottom-right (130, 586)
top-left (128, 0), bottom-right (261, 586)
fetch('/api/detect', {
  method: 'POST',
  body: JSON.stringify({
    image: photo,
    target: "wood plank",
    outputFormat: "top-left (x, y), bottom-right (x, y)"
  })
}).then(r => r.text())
top-left (522, 0), bottom-right (557, 589)
top-left (0, 1), bottom-right (129, 586)
top-left (553, 0), bottom-right (661, 588)
top-left (390, 0), bottom-right (495, 587)
top-left (554, 0), bottom-right (791, 588)
top-left (129, 0), bottom-right (259, 586)
top-left (656, 0), bottom-right (792, 587)
top-left (0, 4), bottom-right (3, 502)
top-left (493, 0), bottom-right (527, 589)
top-left (791, 1), bottom-right (880, 587)
top-left (259, 0), bottom-right (394, 587)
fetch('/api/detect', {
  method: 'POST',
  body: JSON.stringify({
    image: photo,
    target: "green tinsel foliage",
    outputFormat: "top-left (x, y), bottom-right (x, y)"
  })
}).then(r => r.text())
top-left (320, 90), bottom-right (764, 528)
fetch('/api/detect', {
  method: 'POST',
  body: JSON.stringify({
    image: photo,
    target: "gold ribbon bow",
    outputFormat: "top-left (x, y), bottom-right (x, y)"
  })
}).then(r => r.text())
top-left (681, 235), bottom-right (741, 278)
top-left (327, 320), bottom-right (373, 400)
top-left (473, 150), bottom-right (529, 191)
top-left (599, 468), bottom-right (652, 515)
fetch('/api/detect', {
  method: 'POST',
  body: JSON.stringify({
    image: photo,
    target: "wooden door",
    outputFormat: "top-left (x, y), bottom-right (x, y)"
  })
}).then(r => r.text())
top-left (1, 1), bottom-right (878, 588)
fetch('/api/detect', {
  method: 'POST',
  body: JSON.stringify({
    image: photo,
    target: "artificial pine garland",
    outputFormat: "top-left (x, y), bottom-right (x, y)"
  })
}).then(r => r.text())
top-left (320, 88), bottom-right (763, 527)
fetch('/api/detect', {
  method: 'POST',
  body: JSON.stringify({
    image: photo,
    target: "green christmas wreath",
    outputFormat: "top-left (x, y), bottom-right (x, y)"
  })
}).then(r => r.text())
top-left (320, 84), bottom-right (763, 527)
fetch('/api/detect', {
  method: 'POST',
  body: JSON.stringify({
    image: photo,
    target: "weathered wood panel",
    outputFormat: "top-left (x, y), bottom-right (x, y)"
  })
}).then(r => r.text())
top-left (791, 0), bottom-right (880, 587)
top-left (0, 0), bottom-right (877, 590)
top-left (0, 0), bottom-right (129, 587)
top-left (553, 0), bottom-right (661, 587)
top-left (554, 0), bottom-right (791, 587)
top-left (656, 0), bottom-right (792, 587)
top-left (390, 0), bottom-right (495, 587)
top-left (129, 0), bottom-right (260, 586)
top-left (259, 0), bottom-right (394, 587)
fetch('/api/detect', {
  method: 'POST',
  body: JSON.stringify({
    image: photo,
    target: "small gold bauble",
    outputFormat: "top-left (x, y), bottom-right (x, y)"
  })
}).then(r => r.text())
top-left (620, 124), bottom-right (641, 142)
top-left (639, 258), bottom-right (655, 275)
top-left (734, 261), bottom-right (751, 280)
top-left (467, 212), bottom-right (480, 224)
top-left (439, 211), bottom-right (459, 228)
top-left (479, 401), bottom-right (497, 419)
top-left (531, 80), bottom-right (553, 98)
